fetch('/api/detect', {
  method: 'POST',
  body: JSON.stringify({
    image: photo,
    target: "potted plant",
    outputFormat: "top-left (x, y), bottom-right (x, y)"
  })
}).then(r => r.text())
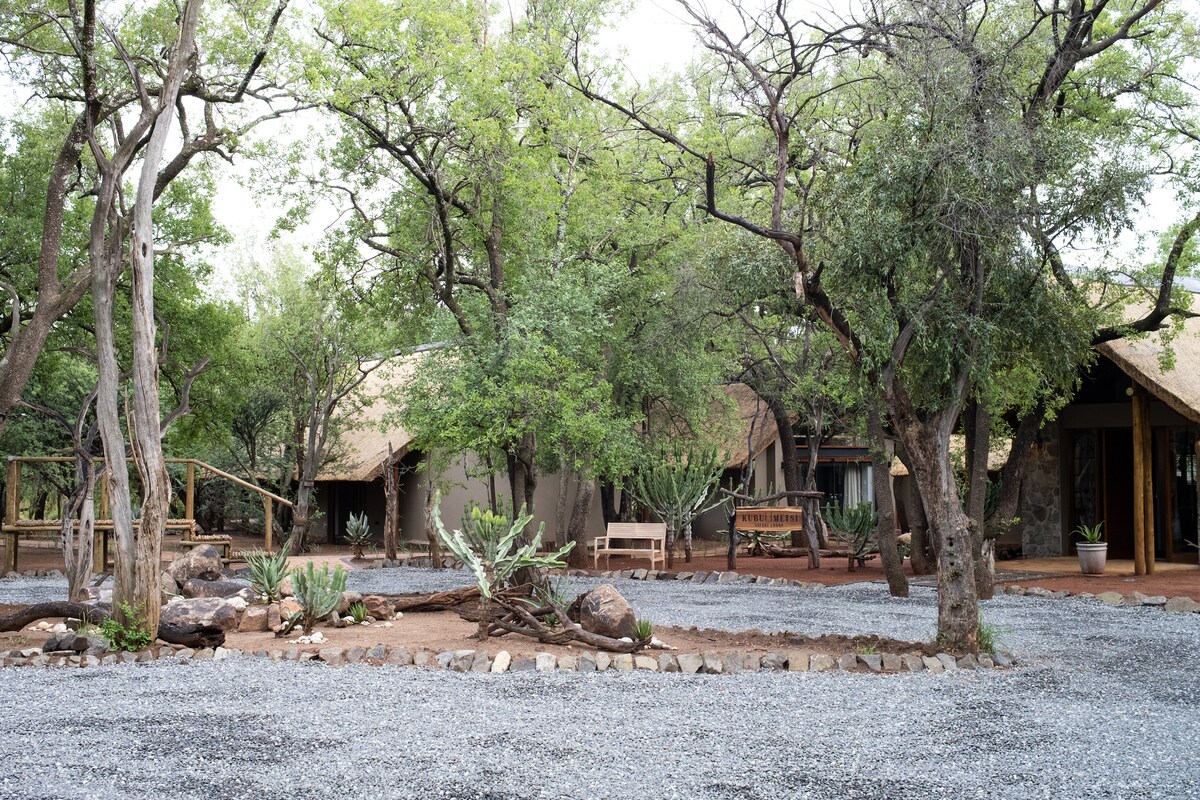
top-left (1074, 522), bottom-right (1106, 575)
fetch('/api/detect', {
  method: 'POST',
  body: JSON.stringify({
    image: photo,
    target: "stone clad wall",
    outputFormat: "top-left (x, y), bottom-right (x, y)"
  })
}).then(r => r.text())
top-left (1017, 422), bottom-right (1063, 557)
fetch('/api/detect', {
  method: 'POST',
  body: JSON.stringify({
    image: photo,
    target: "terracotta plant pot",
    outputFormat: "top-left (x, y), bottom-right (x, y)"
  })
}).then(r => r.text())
top-left (1077, 542), bottom-right (1107, 575)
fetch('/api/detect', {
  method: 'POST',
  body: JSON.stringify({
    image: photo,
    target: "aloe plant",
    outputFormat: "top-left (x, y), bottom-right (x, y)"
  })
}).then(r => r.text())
top-left (291, 561), bottom-right (348, 633)
top-left (244, 547), bottom-right (291, 603)
top-left (345, 511), bottom-right (371, 559)
top-left (433, 495), bottom-right (573, 641)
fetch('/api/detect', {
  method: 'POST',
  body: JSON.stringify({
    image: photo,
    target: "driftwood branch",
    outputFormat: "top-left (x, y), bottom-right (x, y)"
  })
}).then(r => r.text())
top-left (0, 601), bottom-right (225, 648)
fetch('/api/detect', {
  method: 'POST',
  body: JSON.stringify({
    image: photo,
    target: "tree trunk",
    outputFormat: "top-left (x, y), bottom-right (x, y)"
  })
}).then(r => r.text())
top-left (60, 457), bottom-right (96, 602)
top-left (964, 399), bottom-right (995, 599)
top-left (423, 481), bottom-right (442, 568)
top-left (383, 444), bottom-right (399, 561)
top-left (801, 437), bottom-right (824, 568)
top-left (868, 404), bottom-right (908, 597)
top-left (764, 395), bottom-right (804, 545)
top-left (989, 401), bottom-right (1046, 549)
top-left (892, 401), bottom-right (978, 653)
top-left (566, 474), bottom-right (595, 569)
top-left (555, 466), bottom-right (571, 544)
top-left (902, 472), bottom-right (935, 575)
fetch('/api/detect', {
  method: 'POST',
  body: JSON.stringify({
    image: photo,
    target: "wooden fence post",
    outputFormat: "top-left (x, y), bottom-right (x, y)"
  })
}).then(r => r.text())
top-left (4, 459), bottom-right (20, 574)
top-left (185, 461), bottom-right (195, 523)
top-left (264, 497), bottom-right (274, 553)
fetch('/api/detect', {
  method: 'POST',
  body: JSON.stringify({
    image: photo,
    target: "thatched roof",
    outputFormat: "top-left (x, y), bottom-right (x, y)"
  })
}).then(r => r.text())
top-left (720, 383), bottom-right (787, 469)
top-left (1097, 310), bottom-right (1200, 423)
top-left (314, 360), bottom-right (417, 483)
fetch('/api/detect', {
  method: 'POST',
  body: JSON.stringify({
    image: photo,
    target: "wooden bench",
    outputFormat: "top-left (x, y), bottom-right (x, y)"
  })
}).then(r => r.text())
top-left (592, 522), bottom-right (667, 570)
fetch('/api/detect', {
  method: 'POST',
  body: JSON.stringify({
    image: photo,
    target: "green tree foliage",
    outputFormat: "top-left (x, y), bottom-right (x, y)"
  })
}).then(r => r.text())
top-left (628, 442), bottom-right (731, 566)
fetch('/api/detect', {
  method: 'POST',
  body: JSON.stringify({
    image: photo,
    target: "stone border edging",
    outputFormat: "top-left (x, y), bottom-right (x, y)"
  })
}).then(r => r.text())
top-left (998, 584), bottom-right (1200, 613)
top-left (0, 641), bottom-right (1015, 674)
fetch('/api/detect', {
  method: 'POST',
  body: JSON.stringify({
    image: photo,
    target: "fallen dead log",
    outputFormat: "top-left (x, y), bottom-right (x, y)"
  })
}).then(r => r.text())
top-left (379, 584), bottom-right (533, 613)
top-left (0, 601), bottom-right (225, 648)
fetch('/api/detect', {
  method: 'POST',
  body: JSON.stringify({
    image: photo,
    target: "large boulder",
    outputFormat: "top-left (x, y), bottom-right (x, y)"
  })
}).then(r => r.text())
top-left (578, 584), bottom-right (637, 640)
top-left (166, 545), bottom-right (223, 585)
top-left (183, 578), bottom-right (255, 601)
top-left (160, 597), bottom-right (240, 632)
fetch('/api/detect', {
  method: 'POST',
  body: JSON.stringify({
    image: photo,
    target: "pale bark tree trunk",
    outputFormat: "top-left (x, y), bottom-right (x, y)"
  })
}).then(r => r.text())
top-left (868, 404), bottom-right (908, 597)
top-left (801, 435), bottom-right (824, 567)
top-left (566, 474), bottom-right (595, 570)
top-left (902, 471), bottom-right (936, 575)
top-left (555, 467), bottom-right (571, 545)
top-left (423, 481), bottom-right (442, 568)
top-left (61, 460), bottom-right (97, 603)
top-left (383, 444), bottom-right (399, 561)
top-left (890, 394), bottom-right (978, 652)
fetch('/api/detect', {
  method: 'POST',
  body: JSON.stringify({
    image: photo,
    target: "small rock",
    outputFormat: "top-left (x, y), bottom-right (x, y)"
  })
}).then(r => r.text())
top-left (319, 647), bottom-right (345, 666)
top-left (363, 595), bottom-right (394, 620)
top-left (675, 572), bottom-right (694, 581)
top-left (786, 651), bottom-right (812, 672)
top-left (716, 571), bottom-right (739, 584)
top-left (1164, 596), bottom-right (1200, 613)
top-left (613, 653), bottom-right (634, 671)
top-left (956, 653), bottom-right (979, 670)
top-left (238, 605), bottom-right (270, 633)
top-left (366, 644), bottom-right (387, 664)
top-left (595, 652), bottom-right (612, 671)
top-left (310, 631), bottom-right (326, 645)
top-left (509, 657), bottom-right (536, 672)
top-left (836, 653), bottom-right (858, 671)
top-left (809, 654), bottom-right (835, 672)
top-left (266, 604), bottom-right (282, 632)
top-left (977, 653), bottom-right (995, 669)
top-left (436, 651), bottom-right (456, 669)
top-left (689, 571), bottom-right (708, 584)
top-left (345, 646), bottom-right (368, 664)
top-left (470, 653), bottom-right (492, 672)
top-left (413, 650), bottom-right (434, 667)
top-left (490, 651), bottom-right (512, 672)
top-left (577, 652), bottom-right (597, 672)
top-left (935, 653), bottom-right (958, 671)
top-left (882, 653), bottom-right (903, 673)
top-left (387, 647), bottom-right (413, 667)
top-left (633, 655), bottom-right (658, 671)
top-left (701, 651), bottom-right (723, 674)
top-left (534, 653), bottom-right (558, 672)
top-left (761, 652), bottom-right (788, 671)
top-left (921, 655), bottom-right (944, 673)
top-left (1096, 591), bottom-right (1125, 606)
top-left (1139, 594), bottom-right (1168, 606)
top-left (677, 653), bottom-right (703, 674)
top-left (703, 572), bottom-right (721, 584)
top-left (658, 654), bottom-right (679, 672)
top-left (557, 653), bottom-right (578, 671)
top-left (176, 648), bottom-right (196, 660)
top-left (992, 652), bottom-right (1013, 668)
top-left (858, 654), bottom-right (883, 672)
top-left (450, 650), bottom-right (476, 672)
top-left (630, 569), bottom-right (648, 580)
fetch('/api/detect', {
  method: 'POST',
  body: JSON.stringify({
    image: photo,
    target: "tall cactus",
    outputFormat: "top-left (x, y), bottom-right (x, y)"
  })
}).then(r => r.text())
top-left (629, 442), bottom-right (731, 565)
top-left (291, 561), bottom-right (349, 633)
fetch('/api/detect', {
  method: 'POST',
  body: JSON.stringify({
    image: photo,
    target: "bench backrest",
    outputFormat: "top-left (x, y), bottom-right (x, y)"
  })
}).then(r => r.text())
top-left (605, 521), bottom-right (667, 543)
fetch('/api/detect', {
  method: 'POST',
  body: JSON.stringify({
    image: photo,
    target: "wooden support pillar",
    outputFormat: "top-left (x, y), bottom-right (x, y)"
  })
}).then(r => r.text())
top-left (92, 529), bottom-right (105, 574)
top-left (1140, 400), bottom-right (1156, 575)
top-left (184, 461), bottom-right (195, 524)
top-left (264, 497), bottom-right (274, 553)
top-left (4, 459), bottom-right (20, 574)
top-left (1131, 389), bottom-right (1148, 576)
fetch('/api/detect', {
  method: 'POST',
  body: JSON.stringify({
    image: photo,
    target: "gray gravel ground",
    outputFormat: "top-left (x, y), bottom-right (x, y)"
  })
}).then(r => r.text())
top-left (2, 567), bottom-right (1199, 800)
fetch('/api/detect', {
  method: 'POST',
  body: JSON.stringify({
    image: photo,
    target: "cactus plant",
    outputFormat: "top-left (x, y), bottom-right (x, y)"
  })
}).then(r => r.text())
top-left (628, 443), bottom-right (731, 565)
top-left (291, 561), bottom-right (348, 633)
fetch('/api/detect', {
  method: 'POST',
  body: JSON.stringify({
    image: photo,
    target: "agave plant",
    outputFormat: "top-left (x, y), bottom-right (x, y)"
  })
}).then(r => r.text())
top-left (291, 561), bottom-right (348, 633)
top-left (345, 511), bottom-right (372, 559)
top-left (244, 547), bottom-right (291, 603)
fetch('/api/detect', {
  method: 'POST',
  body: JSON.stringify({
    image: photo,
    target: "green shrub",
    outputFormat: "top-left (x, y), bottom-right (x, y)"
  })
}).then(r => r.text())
top-left (244, 547), bottom-right (291, 603)
top-left (348, 601), bottom-right (368, 624)
top-left (632, 619), bottom-right (653, 642)
top-left (100, 602), bottom-right (154, 652)
top-left (977, 616), bottom-right (1010, 653)
top-left (292, 561), bottom-right (349, 633)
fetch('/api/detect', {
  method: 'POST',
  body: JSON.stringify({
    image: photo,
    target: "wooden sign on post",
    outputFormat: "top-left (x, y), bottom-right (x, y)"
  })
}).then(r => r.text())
top-left (734, 506), bottom-right (804, 532)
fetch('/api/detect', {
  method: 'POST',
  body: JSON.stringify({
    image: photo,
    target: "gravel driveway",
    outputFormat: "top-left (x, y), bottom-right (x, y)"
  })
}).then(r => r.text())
top-left (1, 568), bottom-right (1198, 800)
